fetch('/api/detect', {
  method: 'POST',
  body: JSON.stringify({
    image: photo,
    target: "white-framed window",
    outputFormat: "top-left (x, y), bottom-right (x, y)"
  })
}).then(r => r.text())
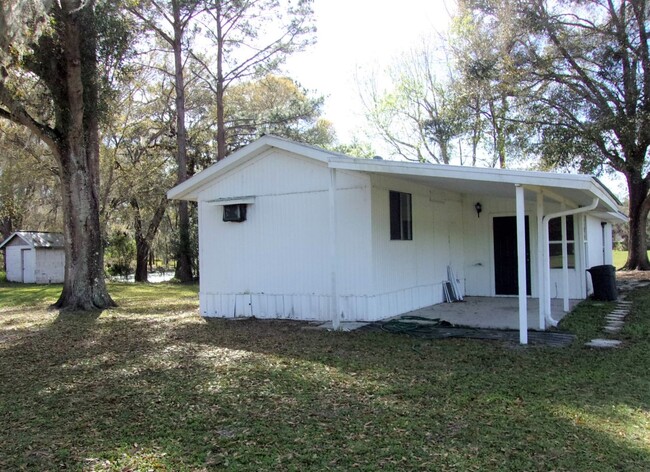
top-left (549, 215), bottom-right (574, 268)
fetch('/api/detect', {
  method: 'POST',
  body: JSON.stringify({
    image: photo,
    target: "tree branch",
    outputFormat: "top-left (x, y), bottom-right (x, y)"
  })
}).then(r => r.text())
top-left (0, 82), bottom-right (60, 158)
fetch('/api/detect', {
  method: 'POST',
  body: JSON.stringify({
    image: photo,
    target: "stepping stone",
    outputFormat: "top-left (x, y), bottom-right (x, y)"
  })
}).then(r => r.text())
top-left (585, 338), bottom-right (623, 348)
top-left (604, 326), bottom-right (622, 333)
top-left (607, 321), bottom-right (625, 328)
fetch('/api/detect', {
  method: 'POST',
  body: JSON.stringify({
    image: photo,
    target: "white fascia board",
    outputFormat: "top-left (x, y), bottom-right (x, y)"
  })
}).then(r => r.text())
top-left (328, 157), bottom-right (622, 211)
top-left (585, 181), bottom-right (624, 213)
top-left (206, 196), bottom-right (255, 206)
top-left (0, 232), bottom-right (18, 250)
top-left (590, 211), bottom-right (629, 224)
top-left (328, 157), bottom-right (592, 187)
top-left (167, 135), bottom-right (339, 201)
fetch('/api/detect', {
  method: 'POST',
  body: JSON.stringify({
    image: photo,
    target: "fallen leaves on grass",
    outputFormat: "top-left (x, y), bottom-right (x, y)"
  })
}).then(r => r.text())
top-left (0, 282), bottom-right (649, 471)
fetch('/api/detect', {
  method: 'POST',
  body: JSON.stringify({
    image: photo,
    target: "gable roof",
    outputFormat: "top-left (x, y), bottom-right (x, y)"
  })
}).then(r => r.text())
top-left (167, 135), bottom-right (625, 219)
top-left (0, 231), bottom-right (65, 250)
top-left (167, 135), bottom-right (346, 201)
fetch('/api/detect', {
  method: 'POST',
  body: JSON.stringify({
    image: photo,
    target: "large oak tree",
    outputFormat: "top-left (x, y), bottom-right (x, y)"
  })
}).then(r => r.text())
top-left (0, 0), bottom-right (128, 309)
top-left (463, 0), bottom-right (650, 269)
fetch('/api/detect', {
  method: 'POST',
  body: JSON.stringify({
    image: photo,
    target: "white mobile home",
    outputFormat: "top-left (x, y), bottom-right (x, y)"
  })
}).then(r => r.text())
top-left (168, 136), bottom-right (625, 343)
top-left (0, 231), bottom-right (65, 283)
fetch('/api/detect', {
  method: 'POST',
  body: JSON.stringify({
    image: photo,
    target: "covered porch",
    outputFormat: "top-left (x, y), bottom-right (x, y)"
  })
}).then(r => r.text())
top-left (328, 158), bottom-right (626, 343)
top-left (398, 297), bottom-right (580, 331)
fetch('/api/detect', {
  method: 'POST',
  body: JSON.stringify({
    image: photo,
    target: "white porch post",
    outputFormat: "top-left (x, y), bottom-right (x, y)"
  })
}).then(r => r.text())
top-left (561, 211), bottom-right (570, 312)
top-left (515, 184), bottom-right (528, 345)
top-left (329, 168), bottom-right (339, 329)
top-left (536, 192), bottom-right (545, 330)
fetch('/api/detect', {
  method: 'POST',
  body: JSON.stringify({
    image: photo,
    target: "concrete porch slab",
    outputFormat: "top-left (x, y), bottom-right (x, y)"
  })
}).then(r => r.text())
top-left (392, 297), bottom-right (580, 331)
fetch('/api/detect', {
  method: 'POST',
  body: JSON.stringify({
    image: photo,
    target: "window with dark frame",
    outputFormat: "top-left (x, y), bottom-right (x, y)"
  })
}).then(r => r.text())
top-left (389, 191), bottom-right (412, 240)
top-left (548, 215), bottom-right (574, 268)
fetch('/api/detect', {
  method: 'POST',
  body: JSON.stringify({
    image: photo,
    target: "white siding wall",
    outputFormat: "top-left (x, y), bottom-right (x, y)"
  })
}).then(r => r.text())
top-left (4, 238), bottom-right (64, 284)
top-left (461, 194), bottom-right (540, 297)
top-left (192, 150), bottom-right (605, 322)
top-left (34, 249), bottom-right (65, 283)
top-left (585, 215), bottom-right (611, 268)
top-left (197, 149), bottom-right (373, 321)
top-left (368, 175), bottom-right (464, 319)
top-left (461, 194), bottom-right (585, 300)
top-left (584, 215), bottom-right (614, 296)
top-left (5, 237), bottom-right (35, 283)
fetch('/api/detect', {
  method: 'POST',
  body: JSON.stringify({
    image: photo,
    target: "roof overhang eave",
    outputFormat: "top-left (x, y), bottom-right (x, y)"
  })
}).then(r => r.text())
top-left (0, 233), bottom-right (20, 250)
top-left (328, 158), bottom-right (622, 213)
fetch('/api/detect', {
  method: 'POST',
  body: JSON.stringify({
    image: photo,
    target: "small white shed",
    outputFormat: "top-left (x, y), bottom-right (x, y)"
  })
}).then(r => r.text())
top-left (0, 231), bottom-right (65, 283)
top-left (168, 136), bottom-right (626, 342)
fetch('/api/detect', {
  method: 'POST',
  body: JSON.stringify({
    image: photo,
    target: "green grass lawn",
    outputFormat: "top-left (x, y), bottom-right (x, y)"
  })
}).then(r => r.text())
top-left (612, 250), bottom-right (650, 269)
top-left (1, 281), bottom-right (649, 471)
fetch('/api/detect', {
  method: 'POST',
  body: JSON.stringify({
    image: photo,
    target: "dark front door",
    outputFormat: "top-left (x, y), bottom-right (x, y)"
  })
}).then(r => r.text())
top-left (493, 216), bottom-right (531, 295)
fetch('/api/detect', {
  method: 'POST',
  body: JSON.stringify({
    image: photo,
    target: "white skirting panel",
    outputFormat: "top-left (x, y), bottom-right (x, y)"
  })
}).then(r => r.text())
top-left (200, 282), bottom-right (444, 322)
top-left (366, 283), bottom-right (445, 320)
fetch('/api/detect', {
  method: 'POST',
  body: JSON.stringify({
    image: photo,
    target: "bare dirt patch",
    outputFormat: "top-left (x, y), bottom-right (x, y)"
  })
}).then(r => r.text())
top-left (616, 270), bottom-right (650, 282)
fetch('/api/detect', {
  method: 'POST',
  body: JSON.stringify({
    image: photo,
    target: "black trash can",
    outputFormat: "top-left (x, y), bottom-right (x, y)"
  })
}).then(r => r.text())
top-left (587, 264), bottom-right (618, 301)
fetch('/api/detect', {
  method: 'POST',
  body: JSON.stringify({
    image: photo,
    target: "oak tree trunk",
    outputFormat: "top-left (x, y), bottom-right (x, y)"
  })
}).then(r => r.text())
top-left (55, 149), bottom-right (114, 309)
top-left (624, 172), bottom-right (650, 270)
top-left (53, 1), bottom-right (115, 310)
top-left (135, 241), bottom-right (150, 282)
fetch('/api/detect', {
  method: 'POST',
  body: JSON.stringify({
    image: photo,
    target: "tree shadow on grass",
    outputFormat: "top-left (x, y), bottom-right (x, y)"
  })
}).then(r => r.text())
top-left (0, 283), bottom-right (63, 308)
top-left (0, 307), bottom-right (649, 470)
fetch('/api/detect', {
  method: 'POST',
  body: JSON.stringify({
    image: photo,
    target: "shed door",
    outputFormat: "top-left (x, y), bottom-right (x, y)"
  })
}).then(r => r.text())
top-left (20, 249), bottom-right (27, 283)
top-left (493, 216), bottom-right (531, 295)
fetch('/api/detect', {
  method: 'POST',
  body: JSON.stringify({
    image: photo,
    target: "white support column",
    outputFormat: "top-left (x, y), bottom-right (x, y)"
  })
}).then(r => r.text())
top-left (577, 215), bottom-right (587, 299)
top-left (601, 222), bottom-right (607, 264)
top-left (561, 209), bottom-right (570, 312)
top-left (536, 192), bottom-right (545, 330)
top-left (329, 168), bottom-right (340, 330)
top-left (515, 184), bottom-right (528, 345)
